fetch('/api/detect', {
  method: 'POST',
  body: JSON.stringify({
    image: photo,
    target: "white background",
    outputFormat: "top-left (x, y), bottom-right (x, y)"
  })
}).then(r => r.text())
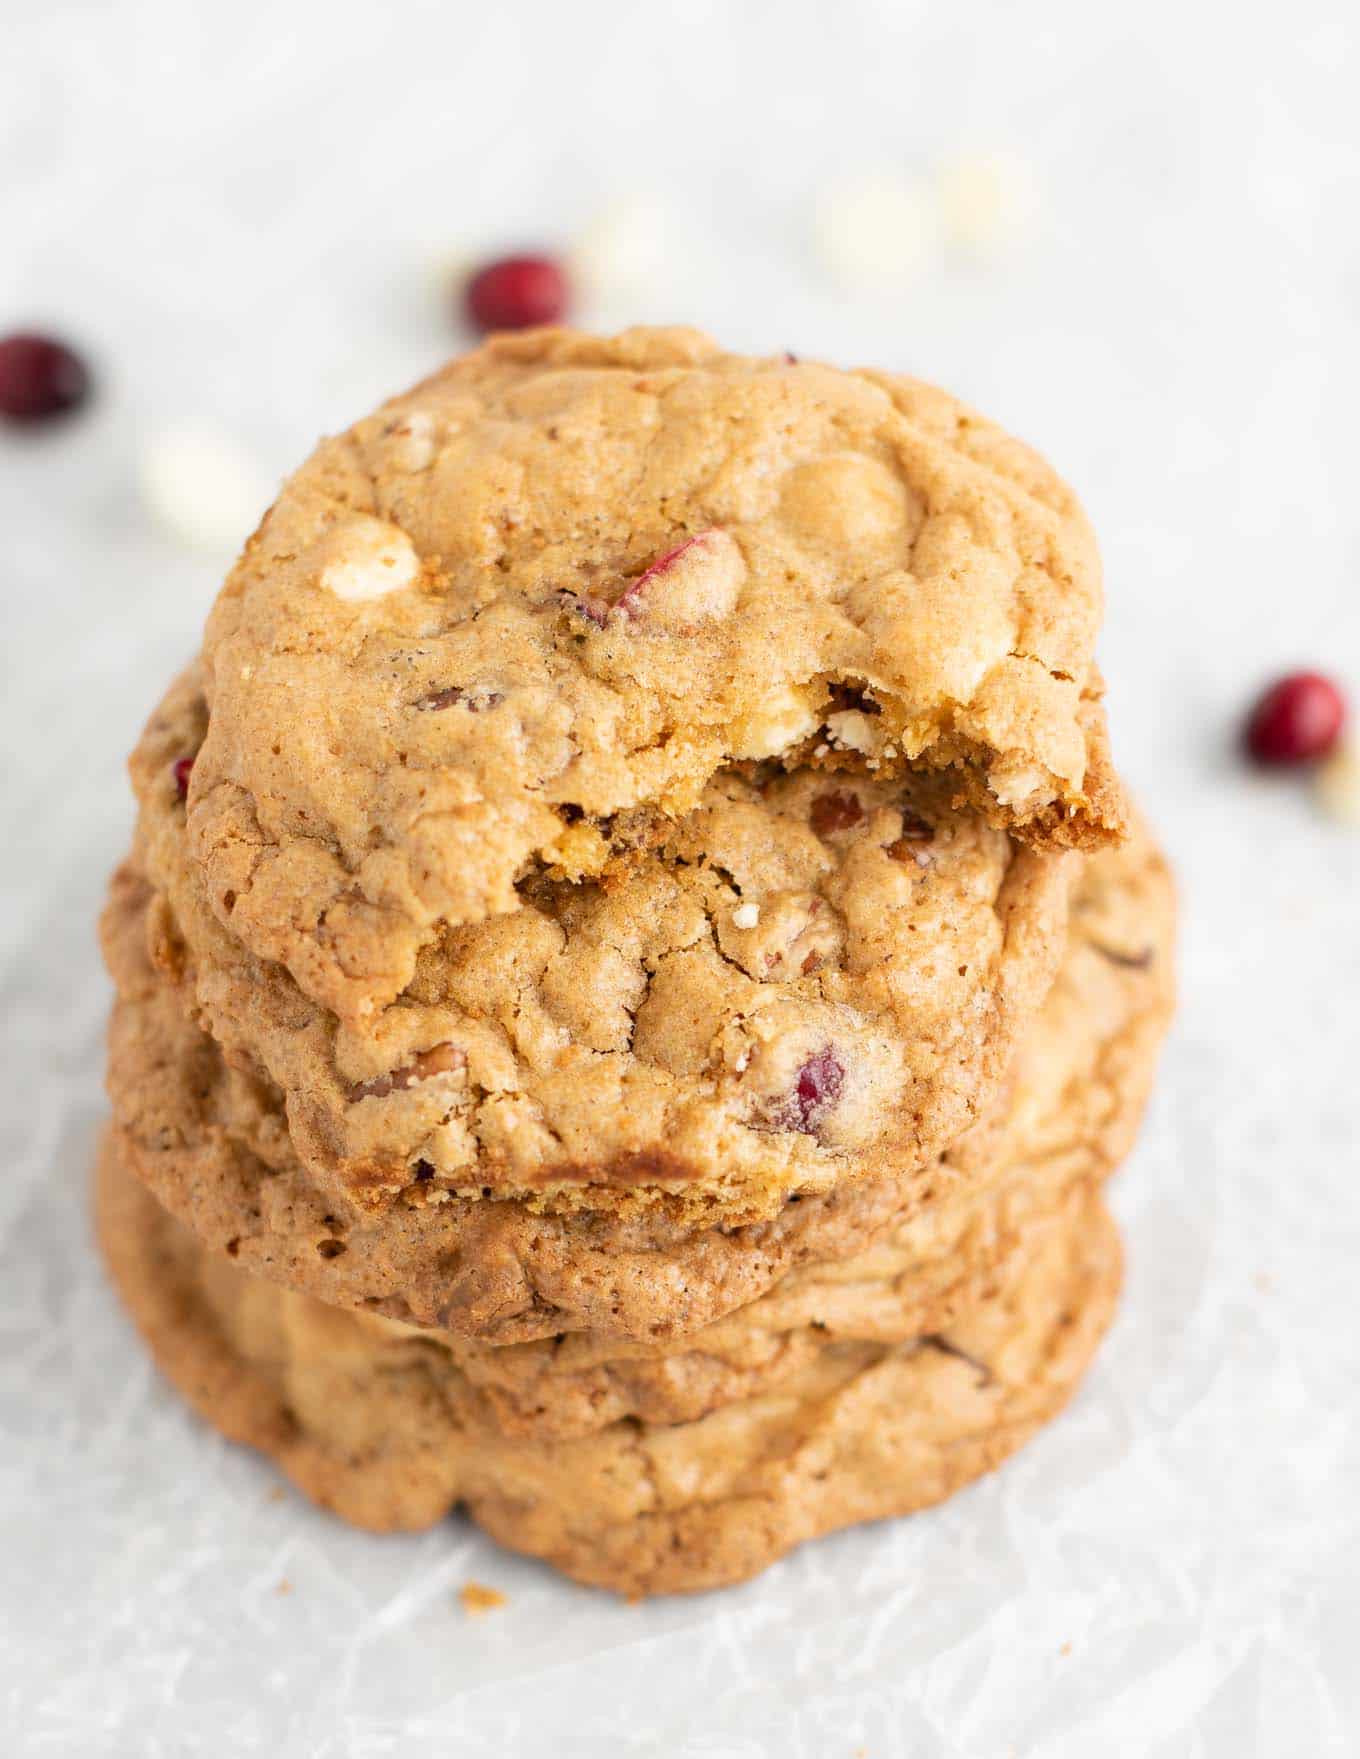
top-left (3, 3), bottom-right (1359, 1754)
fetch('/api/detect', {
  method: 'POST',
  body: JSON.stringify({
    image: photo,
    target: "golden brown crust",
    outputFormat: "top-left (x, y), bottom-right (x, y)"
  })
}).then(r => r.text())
top-left (94, 1134), bottom-right (1122, 1597)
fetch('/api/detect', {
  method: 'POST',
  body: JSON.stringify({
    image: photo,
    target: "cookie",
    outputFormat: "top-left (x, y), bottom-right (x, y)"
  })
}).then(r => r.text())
top-left (126, 666), bottom-right (1076, 1222)
top-left (94, 1135), bottom-right (1121, 1597)
top-left (104, 816), bottom-right (1173, 1346)
top-left (180, 326), bottom-right (1123, 1045)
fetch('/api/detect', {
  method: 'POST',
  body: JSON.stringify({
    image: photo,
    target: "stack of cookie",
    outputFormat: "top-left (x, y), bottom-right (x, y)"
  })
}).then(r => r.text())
top-left (96, 328), bottom-right (1174, 1597)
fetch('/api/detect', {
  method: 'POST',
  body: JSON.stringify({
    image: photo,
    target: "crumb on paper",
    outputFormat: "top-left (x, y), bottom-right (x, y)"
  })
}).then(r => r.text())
top-left (1254, 1269), bottom-right (1275, 1294)
top-left (459, 1580), bottom-right (507, 1616)
top-left (276, 1578), bottom-right (292, 1596)
top-left (267, 1486), bottom-right (286, 1503)
top-left (1060, 1641), bottom-right (1073, 1656)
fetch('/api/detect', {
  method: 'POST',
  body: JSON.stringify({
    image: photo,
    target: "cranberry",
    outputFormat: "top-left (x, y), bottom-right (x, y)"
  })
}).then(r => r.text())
top-left (0, 332), bottom-right (91, 424)
top-left (1243, 672), bottom-right (1346, 766)
top-left (173, 757), bottom-right (195, 800)
top-left (463, 255), bottom-right (569, 333)
top-left (809, 790), bottom-right (864, 837)
top-left (771, 1046), bottom-right (845, 1134)
top-left (614, 532), bottom-right (709, 617)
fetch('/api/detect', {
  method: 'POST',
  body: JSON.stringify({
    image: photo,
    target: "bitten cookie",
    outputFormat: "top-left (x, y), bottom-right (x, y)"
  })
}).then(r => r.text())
top-left (103, 816), bottom-right (1172, 1346)
top-left (95, 1136), bottom-right (1122, 1597)
top-left (125, 665), bottom-right (1076, 1221)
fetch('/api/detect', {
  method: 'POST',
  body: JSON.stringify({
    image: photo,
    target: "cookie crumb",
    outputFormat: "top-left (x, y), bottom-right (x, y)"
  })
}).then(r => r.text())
top-left (1060, 1641), bottom-right (1072, 1656)
top-left (276, 1578), bottom-right (292, 1595)
top-left (459, 1580), bottom-right (507, 1616)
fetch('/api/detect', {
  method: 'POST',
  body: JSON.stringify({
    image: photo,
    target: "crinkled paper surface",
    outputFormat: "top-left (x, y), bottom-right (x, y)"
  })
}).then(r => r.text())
top-left (2, 3), bottom-right (1358, 1753)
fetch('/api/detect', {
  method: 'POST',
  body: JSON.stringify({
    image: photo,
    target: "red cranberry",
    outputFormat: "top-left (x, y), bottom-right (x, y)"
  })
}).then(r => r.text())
top-left (0, 332), bottom-right (91, 424)
top-left (1243, 672), bottom-right (1346, 766)
top-left (771, 1046), bottom-right (845, 1134)
top-left (809, 791), bottom-right (864, 837)
top-left (614, 532), bottom-right (711, 617)
top-left (463, 256), bottom-right (569, 333)
top-left (173, 757), bottom-right (194, 799)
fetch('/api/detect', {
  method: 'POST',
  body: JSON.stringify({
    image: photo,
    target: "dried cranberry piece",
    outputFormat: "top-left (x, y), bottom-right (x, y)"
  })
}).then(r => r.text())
top-left (770, 1046), bottom-right (845, 1134)
top-left (172, 757), bottom-right (195, 800)
top-left (463, 255), bottom-right (569, 332)
top-left (809, 790), bottom-right (864, 836)
top-left (613, 533), bottom-right (706, 617)
top-left (1243, 672), bottom-right (1346, 766)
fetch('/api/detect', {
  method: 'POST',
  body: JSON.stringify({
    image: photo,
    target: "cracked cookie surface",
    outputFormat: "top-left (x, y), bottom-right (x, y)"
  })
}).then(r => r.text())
top-left (102, 816), bottom-right (1173, 1345)
top-left (128, 667), bottom-right (1075, 1219)
top-left (183, 326), bottom-right (1124, 1034)
top-left (95, 1134), bottom-right (1122, 1597)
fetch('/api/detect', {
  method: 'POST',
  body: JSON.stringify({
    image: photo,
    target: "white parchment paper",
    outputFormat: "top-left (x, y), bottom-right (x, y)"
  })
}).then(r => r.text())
top-left (3, 4), bottom-right (1358, 1752)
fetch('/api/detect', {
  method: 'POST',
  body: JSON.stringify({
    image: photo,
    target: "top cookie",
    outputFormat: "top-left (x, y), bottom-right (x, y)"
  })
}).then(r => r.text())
top-left (129, 667), bottom-right (1074, 1224)
top-left (186, 326), bottom-right (1124, 1026)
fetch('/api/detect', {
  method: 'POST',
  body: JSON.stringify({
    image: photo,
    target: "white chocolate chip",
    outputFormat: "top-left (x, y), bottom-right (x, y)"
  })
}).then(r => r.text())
top-left (732, 902), bottom-right (761, 929)
top-left (814, 174), bottom-right (937, 290)
top-left (140, 424), bottom-right (268, 554)
top-left (936, 152), bottom-right (1038, 257)
top-left (570, 195), bottom-right (671, 299)
top-left (728, 686), bottom-right (820, 759)
top-left (988, 758), bottom-right (1053, 810)
top-left (825, 709), bottom-right (879, 755)
top-left (319, 516), bottom-right (421, 602)
top-left (380, 410), bottom-right (438, 473)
